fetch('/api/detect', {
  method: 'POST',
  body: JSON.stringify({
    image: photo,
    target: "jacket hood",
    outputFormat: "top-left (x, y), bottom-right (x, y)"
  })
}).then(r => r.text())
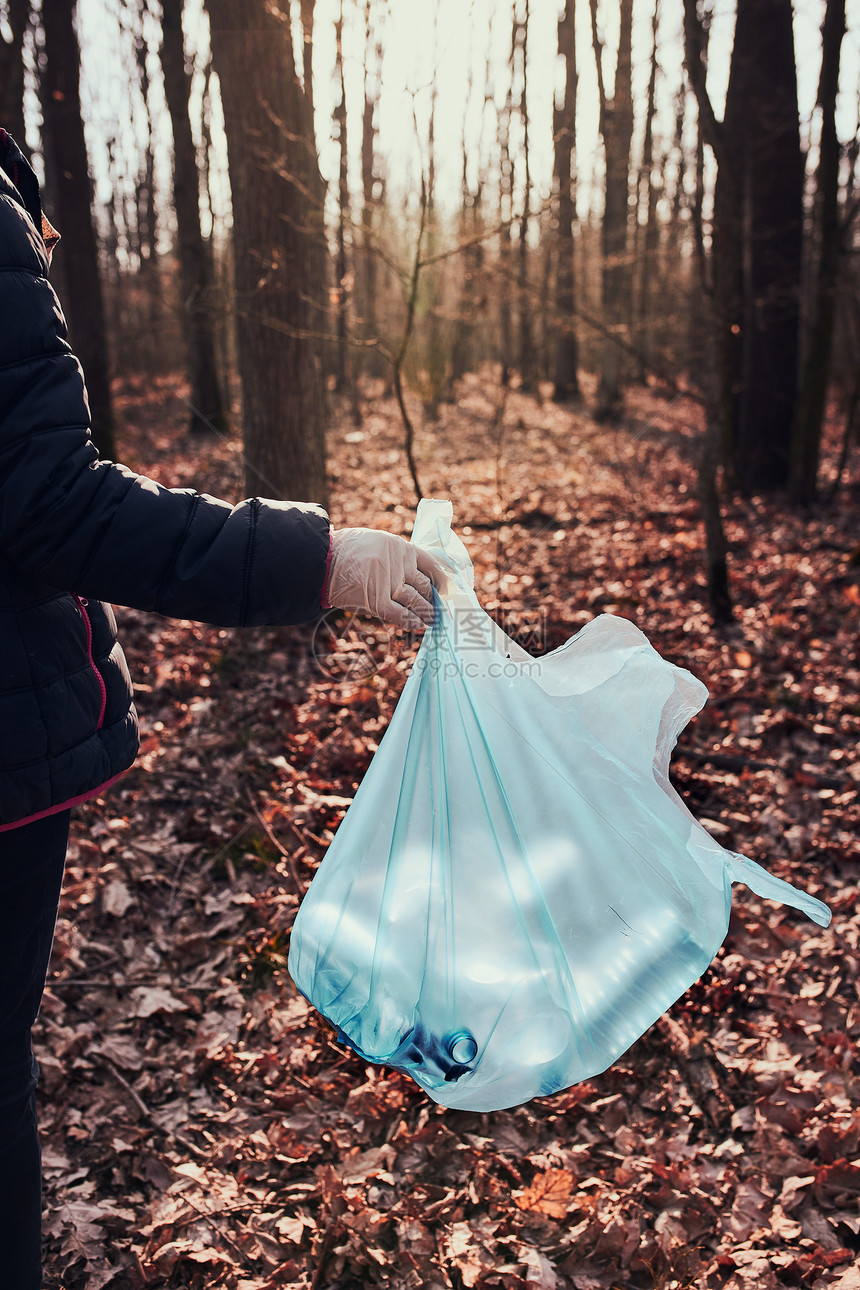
top-left (0, 130), bottom-right (60, 255)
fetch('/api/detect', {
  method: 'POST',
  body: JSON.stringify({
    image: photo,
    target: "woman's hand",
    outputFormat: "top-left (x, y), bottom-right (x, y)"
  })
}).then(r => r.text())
top-left (325, 528), bottom-right (451, 630)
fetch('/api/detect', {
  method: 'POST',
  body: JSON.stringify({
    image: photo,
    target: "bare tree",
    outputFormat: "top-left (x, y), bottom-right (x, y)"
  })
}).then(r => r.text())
top-left (685, 0), bottom-right (804, 494)
top-left (790, 0), bottom-right (848, 503)
top-left (126, 2), bottom-right (164, 370)
top-left (589, 0), bottom-right (635, 421)
top-left (356, 0), bottom-right (386, 380)
top-left (331, 0), bottom-right (361, 422)
top-left (681, 3), bottom-right (733, 623)
top-left (497, 15), bottom-right (516, 388)
top-left (0, 0), bottom-right (29, 146)
top-left (332, 0), bottom-right (349, 393)
top-left (669, 87), bottom-right (689, 243)
top-left (633, 2), bottom-right (660, 380)
top-left (551, 0), bottom-right (580, 403)
top-left (160, 0), bottom-right (229, 434)
top-left (40, 0), bottom-right (116, 460)
top-left (207, 0), bottom-right (328, 505)
top-left (299, 0), bottom-right (315, 121)
top-left (515, 0), bottom-right (535, 391)
top-left (132, 12), bottom-right (157, 272)
top-left (448, 56), bottom-right (487, 392)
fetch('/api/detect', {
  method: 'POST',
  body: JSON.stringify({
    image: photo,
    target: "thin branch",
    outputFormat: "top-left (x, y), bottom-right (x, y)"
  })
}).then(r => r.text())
top-left (247, 793), bottom-right (306, 899)
top-left (416, 200), bottom-right (551, 271)
top-left (389, 105), bottom-right (432, 504)
top-left (682, 0), bottom-right (725, 165)
top-left (588, 0), bottom-right (607, 128)
top-left (391, 205), bottom-right (427, 501)
top-left (98, 1057), bottom-right (208, 1159)
top-left (493, 258), bottom-right (707, 407)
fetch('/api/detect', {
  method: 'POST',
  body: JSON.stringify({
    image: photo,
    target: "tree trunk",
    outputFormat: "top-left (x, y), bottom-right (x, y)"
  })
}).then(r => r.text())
top-left (551, 0), bottom-right (580, 403)
top-left (498, 70), bottom-right (514, 388)
top-left (448, 115), bottom-right (483, 392)
top-left (134, 11), bottom-right (163, 371)
top-left (198, 59), bottom-right (217, 236)
top-left (422, 48), bottom-right (443, 420)
top-left (332, 1), bottom-right (348, 393)
top-left (682, 2), bottom-right (733, 623)
top-left (634, 3), bottom-right (660, 381)
top-left (160, 0), bottom-right (229, 434)
top-left (590, 0), bottom-right (634, 422)
top-left (686, 3), bottom-right (738, 482)
top-left (426, 43), bottom-right (437, 216)
top-left (790, 0), bottom-right (847, 503)
top-left (358, 0), bottom-right (384, 380)
top-left (687, 0), bottom-right (803, 494)
top-left (669, 86), bottom-right (689, 243)
top-left (134, 29), bottom-right (157, 269)
top-left (729, 0), bottom-right (804, 493)
top-left (299, 0), bottom-right (315, 123)
top-left (0, 0), bottom-right (30, 148)
top-left (207, 0), bottom-right (328, 507)
top-left (40, 0), bottom-right (116, 460)
top-left (516, 2), bottom-right (534, 392)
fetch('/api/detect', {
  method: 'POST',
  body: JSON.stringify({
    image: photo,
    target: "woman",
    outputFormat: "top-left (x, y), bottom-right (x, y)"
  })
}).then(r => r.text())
top-left (0, 128), bottom-right (445, 1286)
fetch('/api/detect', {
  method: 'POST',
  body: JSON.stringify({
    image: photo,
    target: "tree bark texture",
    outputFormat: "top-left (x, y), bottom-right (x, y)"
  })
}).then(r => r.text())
top-left (590, 0), bottom-right (634, 421)
top-left (516, 3), bottom-right (535, 392)
top-left (729, 0), bottom-right (804, 493)
top-left (299, 0), bottom-right (315, 125)
top-left (634, 4), bottom-right (660, 380)
top-left (449, 103), bottom-right (485, 392)
top-left (669, 87), bottom-right (689, 243)
top-left (358, 0), bottom-right (384, 378)
top-left (160, 0), bottom-right (229, 434)
top-left (551, 0), bottom-right (580, 402)
top-left (686, 0), bottom-right (803, 494)
top-left (133, 30), bottom-right (157, 269)
top-left (207, 0), bottom-right (328, 507)
top-left (682, 0), bottom-right (732, 622)
top-left (333, 2), bottom-right (349, 394)
top-left (0, 0), bottom-right (29, 149)
top-left (498, 75), bottom-right (514, 388)
top-left (790, 0), bottom-right (847, 503)
top-left (40, 0), bottom-right (116, 460)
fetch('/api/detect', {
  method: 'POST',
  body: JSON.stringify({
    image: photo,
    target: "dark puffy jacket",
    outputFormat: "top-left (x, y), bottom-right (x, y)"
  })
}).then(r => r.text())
top-left (0, 133), bottom-right (331, 831)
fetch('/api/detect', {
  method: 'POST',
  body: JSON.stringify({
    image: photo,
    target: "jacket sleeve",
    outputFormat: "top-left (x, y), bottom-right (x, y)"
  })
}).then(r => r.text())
top-left (0, 194), bottom-right (331, 628)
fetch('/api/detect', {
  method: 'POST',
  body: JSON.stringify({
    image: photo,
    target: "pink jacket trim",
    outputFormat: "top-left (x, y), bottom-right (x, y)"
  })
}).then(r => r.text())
top-left (321, 525), bottom-right (334, 610)
top-left (75, 596), bottom-right (108, 729)
top-left (0, 771), bottom-right (127, 833)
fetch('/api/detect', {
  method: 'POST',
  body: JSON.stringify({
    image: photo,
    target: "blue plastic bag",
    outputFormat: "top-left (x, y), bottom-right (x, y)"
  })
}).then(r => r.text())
top-left (288, 499), bottom-right (831, 1111)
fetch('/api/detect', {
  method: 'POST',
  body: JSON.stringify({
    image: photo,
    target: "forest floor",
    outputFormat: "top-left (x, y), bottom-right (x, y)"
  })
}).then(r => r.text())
top-left (39, 370), bottom-right (860, 1290)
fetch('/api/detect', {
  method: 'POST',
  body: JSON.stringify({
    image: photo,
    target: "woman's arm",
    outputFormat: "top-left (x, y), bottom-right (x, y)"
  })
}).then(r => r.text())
top-left (0, 188), bottom-right (330, 628)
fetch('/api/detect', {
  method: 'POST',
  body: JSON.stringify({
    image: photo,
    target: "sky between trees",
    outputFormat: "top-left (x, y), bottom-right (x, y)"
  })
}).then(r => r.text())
top-left (52, 0), bottom-right (860, 249)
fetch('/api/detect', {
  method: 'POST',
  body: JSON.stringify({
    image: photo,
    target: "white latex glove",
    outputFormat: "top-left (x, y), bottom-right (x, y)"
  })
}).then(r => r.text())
top-left (325, 528), bottom-right (451, 630)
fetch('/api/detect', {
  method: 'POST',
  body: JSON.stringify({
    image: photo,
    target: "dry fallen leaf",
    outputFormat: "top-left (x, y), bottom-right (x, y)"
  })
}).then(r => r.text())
top-left (129, 985), bottom-right (188, 1018)
top-left (521, 1245), bottom-right (559, 1289)
top-left (102, 878), bottom-right (134, 917)
top-left (514, 1168), bottom-right (574, 1219)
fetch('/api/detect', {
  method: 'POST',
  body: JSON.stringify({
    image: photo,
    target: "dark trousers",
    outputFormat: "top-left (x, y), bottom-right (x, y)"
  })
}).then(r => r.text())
top-left (0, 810), bottom-right (70, 1289)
